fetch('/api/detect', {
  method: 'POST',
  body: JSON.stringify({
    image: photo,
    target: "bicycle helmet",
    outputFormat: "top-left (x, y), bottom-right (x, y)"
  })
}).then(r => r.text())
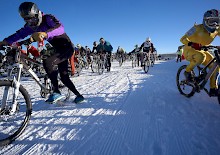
top-left (146, 37), bottom-right (151, 42)
top-left (76, 44), bottom-right (81, 49)
top-left (203, 9), bottom-right (220, 33)
top-left (18, 2), bottom-right (42, 28)
top-left (93, 41), bottom-right (98, 46)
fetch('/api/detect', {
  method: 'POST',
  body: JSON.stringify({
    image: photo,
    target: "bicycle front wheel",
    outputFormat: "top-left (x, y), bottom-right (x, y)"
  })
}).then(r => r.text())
top-left (91, 60), bottom-right (98, 73)
top-left (143, 59), bottom-right (150, 73)
top-left (176, 65), bottom-right (196, 97)
top-left (98, 61), bottom-right (104, 75)
top-left (0, 80), bottom-right (32, 146)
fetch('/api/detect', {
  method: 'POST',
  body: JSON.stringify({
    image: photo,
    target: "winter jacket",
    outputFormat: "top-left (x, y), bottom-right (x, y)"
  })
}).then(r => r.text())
top-left (97, 41), bottom-right (113, 53)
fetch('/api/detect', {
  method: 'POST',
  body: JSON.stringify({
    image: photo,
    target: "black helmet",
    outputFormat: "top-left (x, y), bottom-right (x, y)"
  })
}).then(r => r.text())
top-left (19, 2), bottom-right (42, 28)
top-left (19, 2), bottom-right (39, 18)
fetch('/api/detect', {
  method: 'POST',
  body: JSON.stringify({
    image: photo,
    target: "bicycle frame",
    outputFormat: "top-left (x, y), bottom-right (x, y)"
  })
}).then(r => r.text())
top-left (198, 59), bottom-right (218, 89)
top-left (1, 47), bottom-right (50, 114)
top-left (195, 48), bottom-right (220, 91)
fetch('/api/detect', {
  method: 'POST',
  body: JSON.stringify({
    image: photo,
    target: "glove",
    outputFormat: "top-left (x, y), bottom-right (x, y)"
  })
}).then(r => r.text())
top-left (0, 40), bottom-right (8, 46)
top-left (31, 32), bottom-right (48, 42)
top-left (188, 42), bottom-right (202, 50)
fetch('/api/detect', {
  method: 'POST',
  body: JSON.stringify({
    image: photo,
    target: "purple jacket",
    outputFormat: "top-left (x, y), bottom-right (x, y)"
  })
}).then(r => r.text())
top-left (4, 14), bottom-right (70, 45)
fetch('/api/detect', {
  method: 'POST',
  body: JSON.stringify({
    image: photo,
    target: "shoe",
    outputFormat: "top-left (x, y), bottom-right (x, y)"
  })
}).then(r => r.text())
top-left (74, 95), bottom-right (84, 103)
top-left (209, 88), bottom-right (218, 97)
top-left (46, 93), bottom-right (65, 103)
top-left (184, 71), bottom-right (193, 81)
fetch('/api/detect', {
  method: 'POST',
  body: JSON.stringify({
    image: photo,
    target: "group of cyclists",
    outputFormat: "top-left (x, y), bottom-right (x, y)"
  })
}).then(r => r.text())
top-left (0, 4), bottom-right (157, 105)
top-left (128, 37), bottom-right (157, 67)
top-left (69, 36), bottom-right (157, 75)
top-left (1, 1), bottom-right (219, 104)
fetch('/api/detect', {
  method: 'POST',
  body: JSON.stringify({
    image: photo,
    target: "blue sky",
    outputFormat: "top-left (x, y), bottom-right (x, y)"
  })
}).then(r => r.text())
top-left (1, 0), bottom-right (220, 54)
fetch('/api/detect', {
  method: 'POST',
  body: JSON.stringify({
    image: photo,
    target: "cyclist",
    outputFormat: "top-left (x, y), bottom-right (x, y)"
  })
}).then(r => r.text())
top-left (97, 38), bottom-right (113, 72)
top-left (85, 46), bottom-right (92, 64)
top-left (92, 41), bottom-right (98, 53)
top-left (180, 9), bottom-right (220, 96)
top-left (76, 44), bottom-right (88, 67)
top-left (128, 44), bottom-right (141, 66)
top-left (139, 37), bottom-right (155, 66)
top-left (116, 46), bottom-right (126, 63)
top-left (0, 2), bottom-right (84, 103)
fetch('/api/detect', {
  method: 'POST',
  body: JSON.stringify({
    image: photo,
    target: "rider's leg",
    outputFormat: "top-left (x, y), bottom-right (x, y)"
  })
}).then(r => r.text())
top-left (58, 60), bottom-right (81, 96)
top-left (43, 44), bottom-right (82, 98)
top-left (183, 46), bottom-right (206, 81)
top-left (184, 46), bottom-right (205, 72)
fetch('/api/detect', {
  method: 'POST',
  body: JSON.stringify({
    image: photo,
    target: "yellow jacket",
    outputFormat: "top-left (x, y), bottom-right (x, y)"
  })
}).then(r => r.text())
top-left (180, 24), bottom-right (219, 45)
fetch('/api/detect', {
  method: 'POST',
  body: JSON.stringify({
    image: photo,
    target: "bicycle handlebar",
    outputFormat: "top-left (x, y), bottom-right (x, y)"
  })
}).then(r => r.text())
top-left (17, 38), bottom-right (33, 46)
top-left (201, 45), bottom-right (220, 51)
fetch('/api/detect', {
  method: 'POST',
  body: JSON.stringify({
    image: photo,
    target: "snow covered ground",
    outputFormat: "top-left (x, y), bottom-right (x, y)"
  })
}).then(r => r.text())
top-left (1, 59), bottom-right (220, 155)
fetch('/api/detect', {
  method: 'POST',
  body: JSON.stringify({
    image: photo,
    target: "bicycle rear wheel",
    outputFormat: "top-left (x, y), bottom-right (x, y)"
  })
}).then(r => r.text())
top-left (0, 80), bottom-right (32, 146)
top-left (176, 65), bottom-right (196, 97)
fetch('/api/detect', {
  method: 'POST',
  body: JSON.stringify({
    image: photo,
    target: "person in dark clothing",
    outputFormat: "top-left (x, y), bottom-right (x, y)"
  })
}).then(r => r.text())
top-left (92, 41), bottom-right (98, 53)
top-left (0, 2), bottom-right (84, 103)
top-left (139, 37), bottom-right (155, 66)
top-left (97, 38), bottom-right (113, 72)
top-left (128, 44), bottom-right (141, 66)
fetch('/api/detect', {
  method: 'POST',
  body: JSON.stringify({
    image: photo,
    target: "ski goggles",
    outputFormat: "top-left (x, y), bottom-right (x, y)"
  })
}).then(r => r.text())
top-left (205, 17), bottom-right (220, 26)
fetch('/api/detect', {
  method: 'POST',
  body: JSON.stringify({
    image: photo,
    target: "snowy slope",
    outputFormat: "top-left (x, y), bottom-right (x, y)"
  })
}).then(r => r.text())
top-left (1, 60), bottom-right (220, 155)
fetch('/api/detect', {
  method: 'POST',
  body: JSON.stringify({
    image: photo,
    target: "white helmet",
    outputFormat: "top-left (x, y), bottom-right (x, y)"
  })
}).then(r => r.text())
top-left (76, 44), bottom-right (81, 49)
top-left (146, 37), bottom-right (151, 42)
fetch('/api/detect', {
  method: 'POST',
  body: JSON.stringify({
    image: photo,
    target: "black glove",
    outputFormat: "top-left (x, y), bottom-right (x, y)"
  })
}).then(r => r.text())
top-left (188, 42), bottom-right (202, 50)
top-left (188, 42), bottom-right (192, 46)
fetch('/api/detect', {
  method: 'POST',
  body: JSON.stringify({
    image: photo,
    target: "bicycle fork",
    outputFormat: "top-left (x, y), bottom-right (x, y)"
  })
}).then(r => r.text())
top-left (1, 64), bottom-right (23, 115)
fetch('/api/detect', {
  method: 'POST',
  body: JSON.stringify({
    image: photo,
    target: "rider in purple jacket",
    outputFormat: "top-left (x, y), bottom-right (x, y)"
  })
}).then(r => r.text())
top-left (0, 2), bottom-right (84, 103)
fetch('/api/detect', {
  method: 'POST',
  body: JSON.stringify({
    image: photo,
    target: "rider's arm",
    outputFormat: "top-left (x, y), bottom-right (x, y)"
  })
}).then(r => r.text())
top-left (180, 25), bottom-right (198, 45)
top-left (3, 25), bottom-right (33, 45)
top-left (151, 43), bottom-right (155, 51)
top-left (139, 42), bottom-right (144, 50)
top-left (180, 34), bottom-right (191, 45)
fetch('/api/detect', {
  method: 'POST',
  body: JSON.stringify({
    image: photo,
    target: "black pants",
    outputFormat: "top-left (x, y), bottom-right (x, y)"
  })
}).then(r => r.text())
top-left (176, 55), bottom-right (182, 62)
top-left (43, 43), bottom-right (80, 96)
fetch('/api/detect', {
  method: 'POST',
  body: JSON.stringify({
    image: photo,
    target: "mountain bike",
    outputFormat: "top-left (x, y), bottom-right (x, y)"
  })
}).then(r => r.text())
top-left (176, 45), bottom-right (220, 104)
top-left (0, 38), bottom-right (70, 146)
top-left (91, 53), bottom-right (105, 75)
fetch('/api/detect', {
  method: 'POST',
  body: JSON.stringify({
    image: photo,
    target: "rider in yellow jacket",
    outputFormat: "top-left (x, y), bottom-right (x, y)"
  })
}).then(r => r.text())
top-left (180, 9), bottom-right (220, 96)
